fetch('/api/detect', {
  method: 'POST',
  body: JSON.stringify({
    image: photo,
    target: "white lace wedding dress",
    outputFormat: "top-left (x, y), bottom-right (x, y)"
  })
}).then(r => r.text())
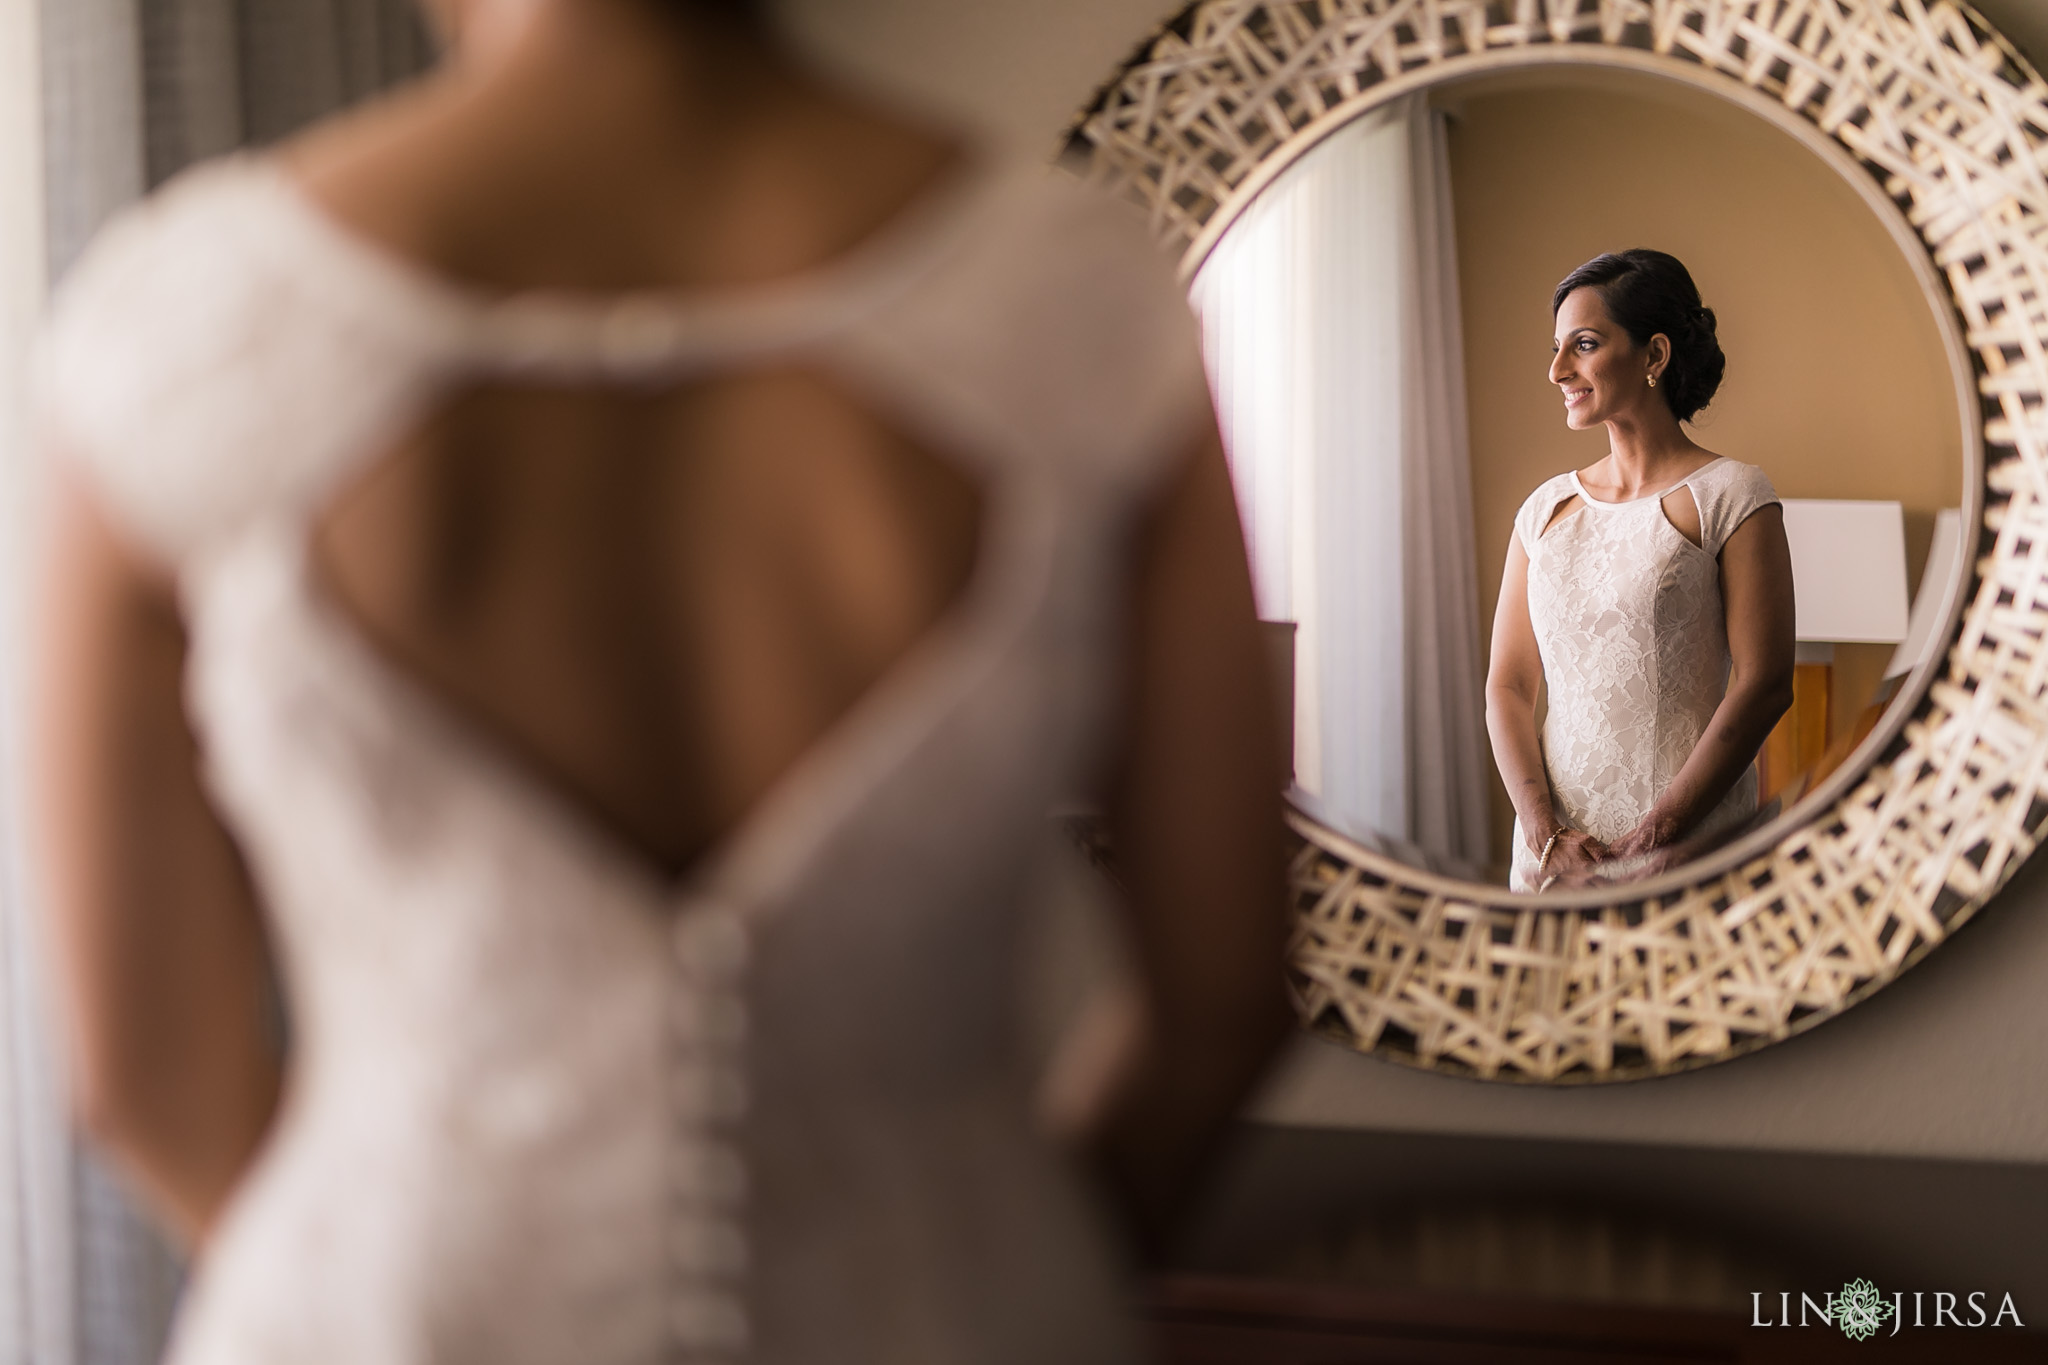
top-left (39, 153), bottom-right (1208, 1365)
top-left (1508, 457), bottom-right (1780, 891)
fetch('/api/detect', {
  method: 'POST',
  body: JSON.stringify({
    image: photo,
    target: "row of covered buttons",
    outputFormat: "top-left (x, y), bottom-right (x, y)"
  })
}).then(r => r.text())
top-left (669, 905), bottom-right (752, 1362)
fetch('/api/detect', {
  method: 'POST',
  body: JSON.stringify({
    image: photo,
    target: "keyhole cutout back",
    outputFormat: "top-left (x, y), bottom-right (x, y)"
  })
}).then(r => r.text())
top-left (314, 372), bottom-right (984, 886)
top-left (276, 150), bottom-right (1001, 888)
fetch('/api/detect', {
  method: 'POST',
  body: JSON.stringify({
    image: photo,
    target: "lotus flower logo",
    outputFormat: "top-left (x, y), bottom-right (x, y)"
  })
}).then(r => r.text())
top-left (1835, 1279), bottom-right (1895, 1342)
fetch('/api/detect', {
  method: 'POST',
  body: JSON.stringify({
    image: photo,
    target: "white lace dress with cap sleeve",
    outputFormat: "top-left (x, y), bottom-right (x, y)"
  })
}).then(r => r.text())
top-left (1508, 456), bottom-right (1781, 892)
top-left (37, 150), bottom-right (1212, 1365)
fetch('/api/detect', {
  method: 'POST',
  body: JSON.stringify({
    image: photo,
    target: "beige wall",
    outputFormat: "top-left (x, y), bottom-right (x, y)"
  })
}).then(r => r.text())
top-left (1445, 73), bottom-right (1966, 863)
top-left (778, 0), bottom-right (1168, 148)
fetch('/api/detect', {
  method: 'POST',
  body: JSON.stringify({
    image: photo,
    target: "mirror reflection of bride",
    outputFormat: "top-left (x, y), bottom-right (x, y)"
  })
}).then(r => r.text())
top-left (1486, 250), bottom-right (1797, 892)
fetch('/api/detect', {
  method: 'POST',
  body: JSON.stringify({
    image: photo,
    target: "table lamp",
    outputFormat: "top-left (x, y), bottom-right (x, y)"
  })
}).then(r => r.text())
top-left (1758, 500), bottom-right (1911, 802)
top-left (1884, 508), bottom-right (1963, 683)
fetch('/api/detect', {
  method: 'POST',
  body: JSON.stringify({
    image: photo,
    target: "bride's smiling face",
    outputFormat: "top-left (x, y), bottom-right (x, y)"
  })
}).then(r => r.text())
top-left (1549, 286), bottom-right (1661, 430)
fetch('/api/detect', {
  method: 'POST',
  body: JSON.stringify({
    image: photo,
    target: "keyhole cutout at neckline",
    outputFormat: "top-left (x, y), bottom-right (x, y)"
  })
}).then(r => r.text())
top-left (1543, 478), bottom-right (1705, 550)
top-left (311, 368), bottom-right (987, 891)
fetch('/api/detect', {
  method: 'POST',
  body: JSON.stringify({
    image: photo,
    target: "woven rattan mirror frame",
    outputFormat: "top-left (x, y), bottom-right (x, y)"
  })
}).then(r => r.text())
top-left (1063, 0), bottom-right (2048, 1082)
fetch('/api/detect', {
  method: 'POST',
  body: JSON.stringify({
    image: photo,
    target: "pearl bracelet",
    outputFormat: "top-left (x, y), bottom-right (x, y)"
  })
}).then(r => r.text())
top-left (1537, 829), bottom-right (1563, 874)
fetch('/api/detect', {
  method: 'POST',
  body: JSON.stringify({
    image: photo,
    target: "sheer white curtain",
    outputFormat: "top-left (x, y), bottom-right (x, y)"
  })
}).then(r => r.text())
top-left (1190, 96), bottom-right (1489, 870)
top-left (22, 6), bottom-right (431, 1361)
top-left (1397, 99), bottom-right (1491, 869)
top-left (2, 7), bottom-right (79, 1364)
top-left (44, 0), bottom-right (431, 273)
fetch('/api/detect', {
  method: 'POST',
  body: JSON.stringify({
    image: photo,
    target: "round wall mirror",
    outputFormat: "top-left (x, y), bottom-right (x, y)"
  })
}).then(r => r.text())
top-left (1066, 0), bottom-right (2046, 1082)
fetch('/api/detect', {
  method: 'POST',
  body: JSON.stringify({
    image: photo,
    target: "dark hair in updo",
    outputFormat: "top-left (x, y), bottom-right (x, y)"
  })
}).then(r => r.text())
top-left (1551, 249), bottom-right (1725, 424)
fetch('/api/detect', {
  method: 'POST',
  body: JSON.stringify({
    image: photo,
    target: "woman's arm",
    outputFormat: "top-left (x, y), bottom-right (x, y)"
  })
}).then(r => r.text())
top-left (1086, 424), bottom-right (1293, 1260)
top-left (1606, 503), bottom-right (1795, 863)
top-left (1484, 534), bottom-right (1606, 880)
top-left (34, 470), bottom-right (282, 1248)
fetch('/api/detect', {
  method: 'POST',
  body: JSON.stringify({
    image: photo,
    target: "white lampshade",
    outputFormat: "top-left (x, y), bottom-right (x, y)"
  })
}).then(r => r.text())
top-left (1780, 499), bottom-right (1911, 644)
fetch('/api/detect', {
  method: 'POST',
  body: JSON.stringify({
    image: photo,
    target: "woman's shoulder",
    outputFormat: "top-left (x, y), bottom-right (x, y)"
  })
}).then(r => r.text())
top-left (1689, 455), bottom-right (1779, 501)
top-left (1512, 470), bottom-right (1581, 547)
top-left (1687, 457), bottom-right (1781, 554)
top-left (1521, 468), bottom-right (1582, 501)
top-left (857, 160), bottom-right (1212, 490)
top-left (41, 154), bottom-right (456, 563)
top-left (907, 160), bottom-right (1179, 331)
top-left (44, 157), bottom-right (279, 371)
top-left (40, 158), bottom-right (283, 557)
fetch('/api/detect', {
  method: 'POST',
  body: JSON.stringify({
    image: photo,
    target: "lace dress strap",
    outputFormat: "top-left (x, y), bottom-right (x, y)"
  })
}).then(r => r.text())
top-left (1513, 472), bottom-right (1581, 556)
top-left (1685, 458), bottom-right (1781, 558)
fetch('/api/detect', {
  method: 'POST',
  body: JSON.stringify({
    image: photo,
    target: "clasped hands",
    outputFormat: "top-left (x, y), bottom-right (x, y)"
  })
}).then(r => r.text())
top-left (1534, 812), bottom-right (1679, 890)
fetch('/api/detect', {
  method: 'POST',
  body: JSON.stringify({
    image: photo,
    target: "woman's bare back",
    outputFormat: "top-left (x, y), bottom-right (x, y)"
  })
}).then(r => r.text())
top-left (301, 5), bottom-right (977, 875)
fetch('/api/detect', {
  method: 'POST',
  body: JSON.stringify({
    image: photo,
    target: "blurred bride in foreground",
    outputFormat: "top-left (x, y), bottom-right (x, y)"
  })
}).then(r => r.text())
top-left (31, 0), bottom-right (1291, 1359)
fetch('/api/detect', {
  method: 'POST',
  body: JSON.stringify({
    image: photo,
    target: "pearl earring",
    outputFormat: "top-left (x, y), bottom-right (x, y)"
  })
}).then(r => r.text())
top-left (1648, 374), bottom-right (1658, 388)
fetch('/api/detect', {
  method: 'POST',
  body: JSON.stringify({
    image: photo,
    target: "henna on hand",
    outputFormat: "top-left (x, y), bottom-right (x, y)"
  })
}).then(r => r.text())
top-left (1605, 810), bottom-right (1682, 863)
top-left (1538, 826), bottom-right (1609, 884)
